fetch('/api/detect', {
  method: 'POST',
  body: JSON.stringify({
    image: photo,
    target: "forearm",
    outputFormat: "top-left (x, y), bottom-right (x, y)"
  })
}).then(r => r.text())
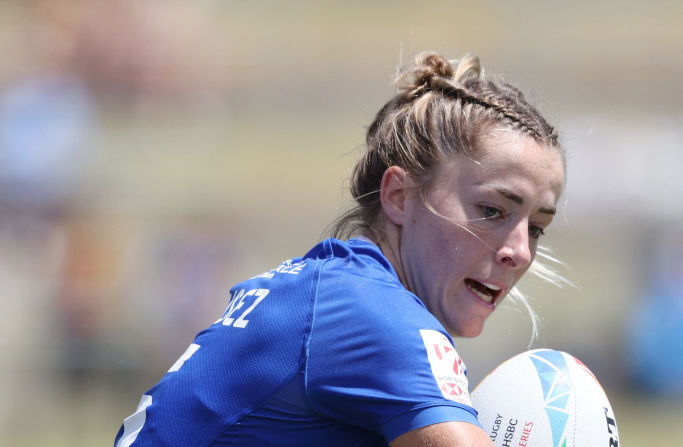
top-left (391, 421), bottom-right (495, 447)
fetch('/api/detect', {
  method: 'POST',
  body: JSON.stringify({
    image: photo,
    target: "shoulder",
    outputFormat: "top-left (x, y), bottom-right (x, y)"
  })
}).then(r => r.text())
top-left (299, 239), bottom-right (480, 441)
top-left (319, 239), bottom-right (439, 321)
top-left (306, 238), bottom-right (474, 404)
top-left (312, 238), bottom-right (421, 306)
top-left (307, 237), bottom-right (398, 279)
top-left (306, 237), bottom-right (444, 342)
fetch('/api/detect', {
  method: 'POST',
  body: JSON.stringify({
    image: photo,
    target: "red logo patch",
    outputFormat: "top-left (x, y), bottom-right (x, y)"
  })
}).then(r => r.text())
top-left (420, 330), bottom-right (472, 406)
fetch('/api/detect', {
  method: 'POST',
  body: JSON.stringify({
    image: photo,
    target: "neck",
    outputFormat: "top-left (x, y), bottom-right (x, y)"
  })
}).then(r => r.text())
top-left (374, 221), bottom-right (410, 291)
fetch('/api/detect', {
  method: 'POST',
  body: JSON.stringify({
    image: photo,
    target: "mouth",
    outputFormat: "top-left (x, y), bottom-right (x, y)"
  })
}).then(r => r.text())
top-left (464, 278), bottom-right (502, 305)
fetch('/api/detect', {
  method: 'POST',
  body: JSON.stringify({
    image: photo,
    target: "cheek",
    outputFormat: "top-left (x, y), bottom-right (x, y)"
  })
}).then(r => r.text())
top-left (409, 199), bottom-right (490, 277)
top-left (426, 201), bottom-right (496, 257)
top-left (422, 223), bottom-right (463, 263)
top-left (451, 224), bottom-right (499, 262)
top-left (422, 226), bottom-right (475, 280)
top-left (406, 217), bottom-right (456, 277)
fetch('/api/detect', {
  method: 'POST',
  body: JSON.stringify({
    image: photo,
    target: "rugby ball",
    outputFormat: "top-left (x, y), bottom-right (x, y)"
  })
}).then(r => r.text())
top-left (470, 349), bottom-right (619, 447)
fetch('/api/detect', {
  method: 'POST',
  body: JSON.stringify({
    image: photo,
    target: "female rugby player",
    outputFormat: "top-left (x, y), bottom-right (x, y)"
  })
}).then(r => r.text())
top-left (115, 51), bottom-right (565, 447)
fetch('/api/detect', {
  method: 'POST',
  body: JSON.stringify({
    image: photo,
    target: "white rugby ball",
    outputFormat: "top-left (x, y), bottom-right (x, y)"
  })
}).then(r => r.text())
top-left (471, 349), bottom-right (619, 447)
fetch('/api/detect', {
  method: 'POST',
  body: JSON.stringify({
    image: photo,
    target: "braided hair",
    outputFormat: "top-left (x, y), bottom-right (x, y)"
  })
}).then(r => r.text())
top-left (331, 51), bottom-right (562, 241)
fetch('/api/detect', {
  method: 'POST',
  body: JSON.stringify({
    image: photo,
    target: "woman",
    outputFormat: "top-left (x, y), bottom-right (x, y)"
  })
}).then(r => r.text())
top-left (114, 51), bottom-right (565, 447)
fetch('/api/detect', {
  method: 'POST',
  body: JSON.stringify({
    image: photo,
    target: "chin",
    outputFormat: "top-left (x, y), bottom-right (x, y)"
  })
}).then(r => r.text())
top-left (449, 322), bottom-right (484, 338)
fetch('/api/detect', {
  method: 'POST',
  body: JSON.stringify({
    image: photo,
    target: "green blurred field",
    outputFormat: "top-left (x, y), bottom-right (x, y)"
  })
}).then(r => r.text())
top-left (1, 1), bottom-right (682, 445)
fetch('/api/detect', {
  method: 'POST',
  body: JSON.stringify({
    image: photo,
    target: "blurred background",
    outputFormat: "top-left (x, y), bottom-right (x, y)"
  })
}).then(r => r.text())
top-left (0, 0), bottom-right (681, 445)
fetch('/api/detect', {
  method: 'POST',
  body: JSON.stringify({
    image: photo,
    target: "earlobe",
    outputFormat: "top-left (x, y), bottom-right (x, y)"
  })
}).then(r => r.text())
top-left (380, 166), bottom-right (415, 226)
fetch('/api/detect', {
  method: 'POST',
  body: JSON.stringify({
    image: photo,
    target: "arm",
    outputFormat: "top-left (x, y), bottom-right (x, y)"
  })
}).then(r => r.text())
top-left (391, 421), bottom-right (495, 447)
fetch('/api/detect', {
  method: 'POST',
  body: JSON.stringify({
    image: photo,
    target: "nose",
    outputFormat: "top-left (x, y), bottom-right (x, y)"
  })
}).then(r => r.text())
top-left (495, 220), bottom-right (533, 270)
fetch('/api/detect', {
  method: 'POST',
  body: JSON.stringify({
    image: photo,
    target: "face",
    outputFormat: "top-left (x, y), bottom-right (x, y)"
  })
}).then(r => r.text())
top-left (397, 131), bottom-right (565, 337)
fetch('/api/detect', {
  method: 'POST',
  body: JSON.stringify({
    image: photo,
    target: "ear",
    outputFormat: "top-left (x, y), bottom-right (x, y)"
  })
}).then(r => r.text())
top-left (380, 166), bottom-right (416, 226)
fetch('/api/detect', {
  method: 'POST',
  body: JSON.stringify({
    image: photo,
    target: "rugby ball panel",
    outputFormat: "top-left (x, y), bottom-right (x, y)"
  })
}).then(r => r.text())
top-left (470, 349), bottom-right (619, 447)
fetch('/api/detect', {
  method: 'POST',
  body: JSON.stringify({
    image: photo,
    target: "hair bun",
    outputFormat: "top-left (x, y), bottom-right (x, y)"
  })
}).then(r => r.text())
top-left (395, 51), bottom-right (452, 93)
top-left (415, 52), bottom-right (455, 81)
top-left (395, 51), bottom-right (481, 94)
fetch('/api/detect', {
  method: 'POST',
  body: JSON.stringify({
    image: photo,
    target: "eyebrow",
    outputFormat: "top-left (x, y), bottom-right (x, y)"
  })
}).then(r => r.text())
top-left (480, 183), bottom-right (557, 216)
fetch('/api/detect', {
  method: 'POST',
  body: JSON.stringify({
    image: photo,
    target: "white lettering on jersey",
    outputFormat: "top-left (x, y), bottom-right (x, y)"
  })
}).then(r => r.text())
top-left (253, 259), bottom-right (307, 279)
top-left (233, 289), bottom-right (269, 328)
top-left (215, 288), bottom-right (270, 328)
top-left (419, 329), bottom-right (472, 406)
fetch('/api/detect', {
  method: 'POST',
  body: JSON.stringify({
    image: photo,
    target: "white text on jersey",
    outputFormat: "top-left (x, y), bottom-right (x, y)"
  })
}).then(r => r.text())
top-left (215, 288), bottom-right (270, 328)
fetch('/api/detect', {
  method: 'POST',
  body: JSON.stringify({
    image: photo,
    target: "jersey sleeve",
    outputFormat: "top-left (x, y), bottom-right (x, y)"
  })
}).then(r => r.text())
top-left (114, 258), bottom-right (318, 447)
top-left (304, 259), bottom-right (481, 443)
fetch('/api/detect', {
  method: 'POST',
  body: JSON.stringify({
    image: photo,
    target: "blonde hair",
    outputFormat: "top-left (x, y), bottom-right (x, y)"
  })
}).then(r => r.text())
top-left (333, 51), bottom-right (561, 240)
top-left (331, 51), bottom-right (568, 342)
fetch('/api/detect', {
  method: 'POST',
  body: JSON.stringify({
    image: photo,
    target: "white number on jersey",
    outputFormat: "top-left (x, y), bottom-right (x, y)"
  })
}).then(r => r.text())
top-left (117, 343), bottom-right (201, 445)
top-left (116, 395), bottom-right (152, 447)
top-left (168, 343), bottom-right (201, 372)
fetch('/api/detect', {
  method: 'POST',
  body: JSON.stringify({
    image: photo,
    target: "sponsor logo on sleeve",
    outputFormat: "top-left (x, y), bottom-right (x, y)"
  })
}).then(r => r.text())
top-left (419, 329), bottom-right (472, 406)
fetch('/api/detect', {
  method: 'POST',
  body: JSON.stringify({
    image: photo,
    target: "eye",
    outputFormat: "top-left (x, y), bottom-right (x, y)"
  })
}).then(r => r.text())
top-left (479, 205), bottom-right (504, 220)
top-left (528, 225), bottom-right (545, 239)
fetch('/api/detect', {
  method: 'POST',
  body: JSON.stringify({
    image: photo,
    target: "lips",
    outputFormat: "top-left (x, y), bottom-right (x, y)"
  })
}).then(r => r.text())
top-left (464, 278), bottom-right (502, 305)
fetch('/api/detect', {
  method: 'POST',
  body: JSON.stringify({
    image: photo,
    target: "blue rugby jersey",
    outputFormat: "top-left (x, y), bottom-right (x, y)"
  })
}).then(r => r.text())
top-left (114, 238), bottom-right (480, 446)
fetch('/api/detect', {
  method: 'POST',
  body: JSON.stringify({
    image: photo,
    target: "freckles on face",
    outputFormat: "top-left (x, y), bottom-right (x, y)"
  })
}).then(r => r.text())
top-left (399, 133), bottom-right (565, 337)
